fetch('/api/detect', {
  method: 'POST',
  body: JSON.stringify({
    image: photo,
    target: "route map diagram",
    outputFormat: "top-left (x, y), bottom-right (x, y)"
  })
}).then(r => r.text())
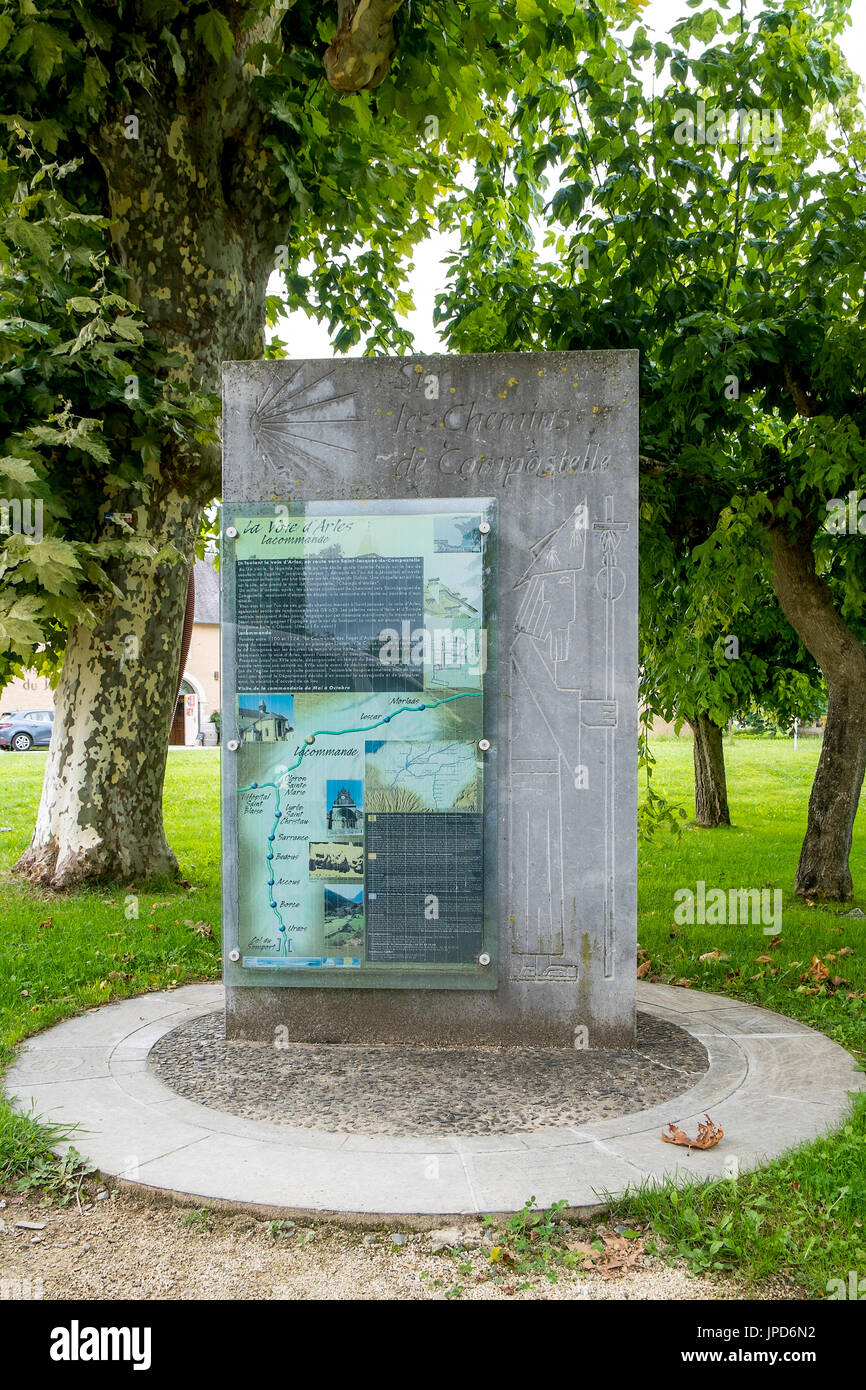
top-left (230, 505), bottom-right (492, 974)
top-left (365, 739), bottom-right (479, 813)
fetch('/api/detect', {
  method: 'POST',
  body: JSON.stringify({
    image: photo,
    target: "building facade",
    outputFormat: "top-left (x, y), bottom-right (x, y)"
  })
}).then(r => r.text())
top-left (327, 786), bottom-right (361, 832)
top-left (2, 560), bottom-right (222, 746)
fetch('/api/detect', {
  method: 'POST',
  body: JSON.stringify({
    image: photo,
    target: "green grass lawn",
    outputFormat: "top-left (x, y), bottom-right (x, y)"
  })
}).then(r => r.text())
top-left (630, 735), bottom-right (866, 1296)
top-left (1, 736), bottom-right (864, 1295)
top-left (0, 749), bottom-right (222, 1066)
top-left (639, 735), bottom-right (866, 1058)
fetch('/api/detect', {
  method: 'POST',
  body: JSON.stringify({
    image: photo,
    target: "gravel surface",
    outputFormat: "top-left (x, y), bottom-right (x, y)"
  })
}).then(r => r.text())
top-left (148, 1011), bottom-right (708, 1135)
top-left (0, 1190), bottom-right (800, 1302)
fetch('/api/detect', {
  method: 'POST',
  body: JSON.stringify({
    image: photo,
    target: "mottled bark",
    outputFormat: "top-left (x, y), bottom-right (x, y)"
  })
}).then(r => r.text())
top-left (688, 715), bottom-right (731, 828)
top-left (768, 526), bottom-right (866, 900)
top-left (325, 0), bottom-right (406, 91)
top-left (15, 490), bottom-right (200, 886)
top-left (91, 67), bottom-right (282, 413)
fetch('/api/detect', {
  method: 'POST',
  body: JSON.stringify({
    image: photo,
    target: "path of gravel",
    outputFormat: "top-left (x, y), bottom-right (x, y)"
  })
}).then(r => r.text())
top-left (148, 1011), bottom-right (708, 1135)
top-left (0, 1190), bottom-right (799, 1302)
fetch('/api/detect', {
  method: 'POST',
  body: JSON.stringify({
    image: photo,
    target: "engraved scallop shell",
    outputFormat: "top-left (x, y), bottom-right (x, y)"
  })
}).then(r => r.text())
top-left (250, 366), bottom-right (360, 481)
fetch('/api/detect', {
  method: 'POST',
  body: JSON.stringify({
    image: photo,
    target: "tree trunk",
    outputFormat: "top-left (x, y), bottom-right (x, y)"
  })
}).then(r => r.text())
top-left (15, 49), bottom-right (282, 887)
top-left (768, 526), bottom-right (866, 900)
top-left (15, 489), bottom-right (200, 886)
top-left (688, 716), bottom-right (731, 827)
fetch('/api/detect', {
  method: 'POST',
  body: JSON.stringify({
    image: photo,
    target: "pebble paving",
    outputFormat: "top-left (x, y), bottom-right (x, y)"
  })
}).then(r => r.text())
top-left (148, 1010), bottom-right (708, 1136)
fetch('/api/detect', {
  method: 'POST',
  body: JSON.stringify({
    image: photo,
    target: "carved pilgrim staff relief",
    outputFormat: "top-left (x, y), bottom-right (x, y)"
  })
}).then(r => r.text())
top-left (509, 496), bottom-right (629, 983)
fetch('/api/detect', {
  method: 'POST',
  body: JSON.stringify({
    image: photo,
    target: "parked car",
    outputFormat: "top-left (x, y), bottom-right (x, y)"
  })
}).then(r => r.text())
top-left (0, 709), bottom-right (54, 751)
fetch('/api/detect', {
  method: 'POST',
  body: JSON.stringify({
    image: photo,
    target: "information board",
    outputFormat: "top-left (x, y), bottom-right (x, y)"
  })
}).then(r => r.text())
top-left (224, 499), bottom-right (497, 984)
top-left (221, 351), bottom-right (638, 1046)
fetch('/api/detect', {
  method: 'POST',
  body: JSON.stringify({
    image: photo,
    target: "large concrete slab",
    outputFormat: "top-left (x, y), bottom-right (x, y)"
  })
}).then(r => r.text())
top-left (221, 351), bottom-right (639, 1047)
top-left (4, 983), bottom-right (863, 1218)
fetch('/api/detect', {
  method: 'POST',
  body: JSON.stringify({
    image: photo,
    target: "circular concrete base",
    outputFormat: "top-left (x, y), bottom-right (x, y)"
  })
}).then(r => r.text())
top-left (5, 983), bottom-right (864, 1217)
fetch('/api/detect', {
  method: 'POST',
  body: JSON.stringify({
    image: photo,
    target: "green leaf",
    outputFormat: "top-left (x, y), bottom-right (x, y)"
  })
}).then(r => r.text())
top-left (0, 456), bottom-right (39, 488)
top-left (160, 25), bottom-right (186, 79)
top-left (6, 594), bottom-right (44, 623)
top-left (194, 10), bottom-right (234, 63)
top-left (19, 538), bottom-right (82, 587)
top-left (6, 218), bottom-right (53, 262)
top-left (111, 317), bottom-right (144, 344)
top-left (19, 22), bottom-right (65, 85)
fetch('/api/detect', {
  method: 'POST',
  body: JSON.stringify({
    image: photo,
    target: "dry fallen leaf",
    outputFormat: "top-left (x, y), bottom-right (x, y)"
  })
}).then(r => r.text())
top-left (807, 955), bottom-right (830, 984)
top-left (596, 1233), bottom-right (645, 1279)
top-left (768, 935), bottom-right (783, 949)
top-left (662, 1114), bottom-right (724, 1151)
top-left (569, 1241), bottom-right (600, 1260)
top-left (755, 954), bottom-right (773, 963)
top-left (699, 949), bottom-right (729, 962)
top-left (636, 959), bottom-right (652, 979)
top-left (838, 946), bottom-right (855, 957)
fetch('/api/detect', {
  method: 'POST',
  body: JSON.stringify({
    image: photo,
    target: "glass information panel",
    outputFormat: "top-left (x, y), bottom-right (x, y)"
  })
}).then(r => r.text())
top-left (224, 499), bottom-right (497, 986)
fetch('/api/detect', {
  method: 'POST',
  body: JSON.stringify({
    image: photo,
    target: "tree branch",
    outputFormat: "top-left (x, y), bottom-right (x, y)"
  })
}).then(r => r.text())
top-left (767, 523), bottom-right (865, 686)
top-left (324, 0), bottom-right (406, 92)
top-left (783, 360), bottom-right (825, 418)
